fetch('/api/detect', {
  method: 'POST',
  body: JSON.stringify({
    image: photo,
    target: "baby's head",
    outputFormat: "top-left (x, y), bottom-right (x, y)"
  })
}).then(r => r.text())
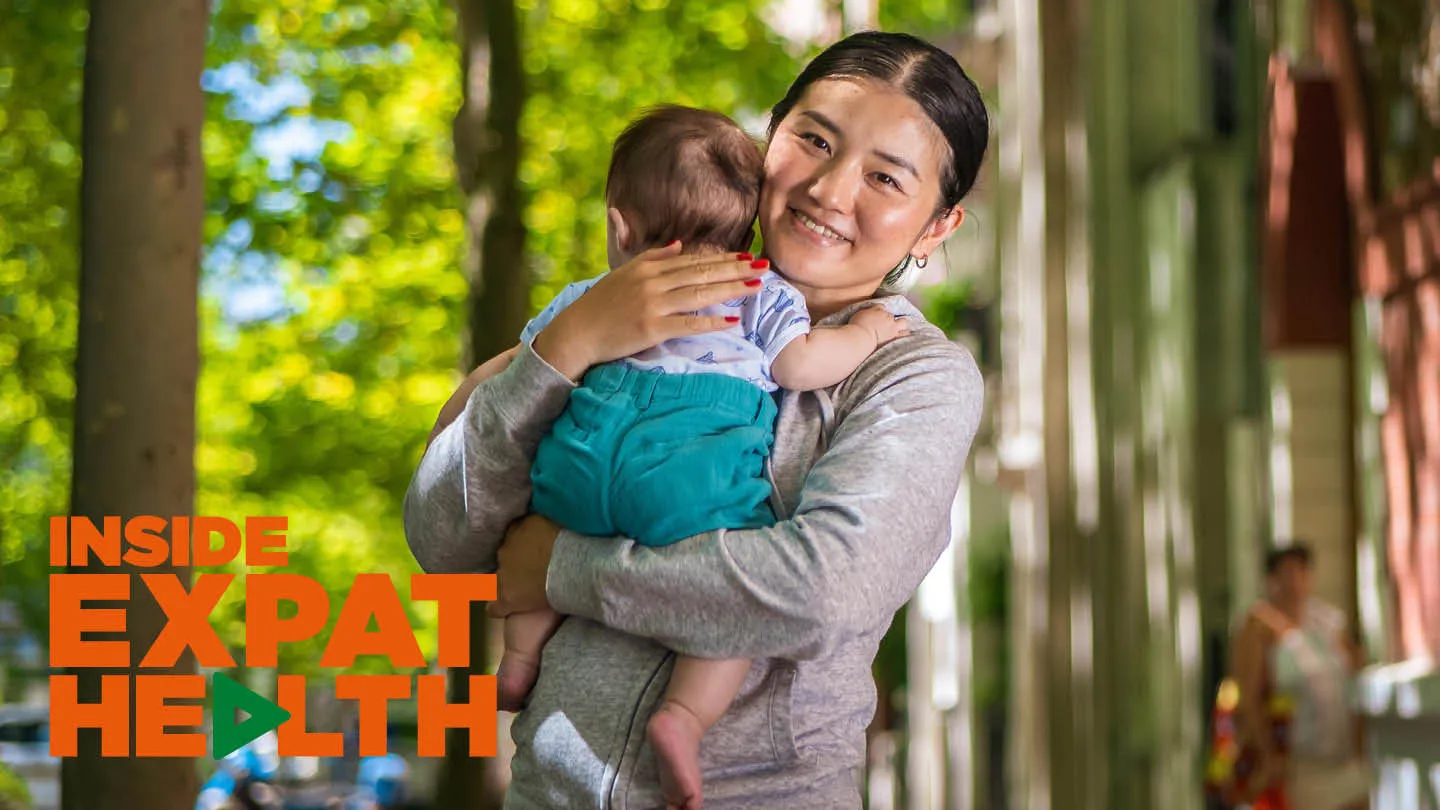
top-left (605, 105), bottom-right (763, 268)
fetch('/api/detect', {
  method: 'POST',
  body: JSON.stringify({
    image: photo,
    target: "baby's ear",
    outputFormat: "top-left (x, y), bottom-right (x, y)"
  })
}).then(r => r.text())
top-left (607, 207), bottom-right (633, 252)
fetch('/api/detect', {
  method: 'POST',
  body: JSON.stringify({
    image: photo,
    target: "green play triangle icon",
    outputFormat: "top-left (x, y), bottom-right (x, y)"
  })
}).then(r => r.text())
top-left (211, 672), bottom-right (291, 760)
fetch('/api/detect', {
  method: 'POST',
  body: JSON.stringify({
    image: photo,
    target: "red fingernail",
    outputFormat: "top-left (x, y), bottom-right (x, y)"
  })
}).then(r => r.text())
top-left (725, 316), bottom-right (740, 323)
top-left (667, 240), bottom-right (681, 247)
top-left (750, 259), bottom-right (769, 269)
top-left (737, 252), bottom-right (753, 260)
top-left (745, 279), bottom-right (763, 287)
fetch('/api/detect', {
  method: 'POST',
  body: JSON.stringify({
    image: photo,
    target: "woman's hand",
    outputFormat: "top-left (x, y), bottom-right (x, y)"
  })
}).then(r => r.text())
top-left (490, 514), bottom-right (563, 617)
top-left (532, 241), bottom-right (769, 380)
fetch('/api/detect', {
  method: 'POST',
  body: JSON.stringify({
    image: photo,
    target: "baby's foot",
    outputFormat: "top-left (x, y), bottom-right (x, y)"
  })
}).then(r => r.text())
top-left (496, 651), bottom-right (540, 712)
top-left (647, 701), bottom-right (705, 810)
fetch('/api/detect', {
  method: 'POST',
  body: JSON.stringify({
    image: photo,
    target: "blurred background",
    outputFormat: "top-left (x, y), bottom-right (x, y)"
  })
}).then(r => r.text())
top-left (2, 0), bottom-right (1439, 808)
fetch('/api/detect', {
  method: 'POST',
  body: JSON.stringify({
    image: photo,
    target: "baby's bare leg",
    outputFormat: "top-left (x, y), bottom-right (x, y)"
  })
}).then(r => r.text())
top-left (648, 657), bottom-right (752, 810)
top-left (497, 608), bottom-right (564, 712)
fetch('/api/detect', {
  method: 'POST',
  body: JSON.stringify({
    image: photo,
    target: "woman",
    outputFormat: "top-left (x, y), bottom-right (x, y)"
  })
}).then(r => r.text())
top-left (405, 31), bottom-right (988, 809)
top-left (1230, 543), bottom-right (1369, 810)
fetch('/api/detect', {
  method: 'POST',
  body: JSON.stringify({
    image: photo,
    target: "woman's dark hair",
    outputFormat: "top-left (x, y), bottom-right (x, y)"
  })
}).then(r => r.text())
top-left (767, 31), bottom-right (989, 212)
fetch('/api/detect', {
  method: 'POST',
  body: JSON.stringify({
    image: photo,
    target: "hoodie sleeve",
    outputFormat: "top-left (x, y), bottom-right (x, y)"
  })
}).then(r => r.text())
top-left (403, 343), bottom-right (576, 575)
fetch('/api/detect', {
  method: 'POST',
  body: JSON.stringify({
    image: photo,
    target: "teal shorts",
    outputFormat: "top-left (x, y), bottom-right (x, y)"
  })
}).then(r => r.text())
top-left (530, 363), bottom-right (779, 547)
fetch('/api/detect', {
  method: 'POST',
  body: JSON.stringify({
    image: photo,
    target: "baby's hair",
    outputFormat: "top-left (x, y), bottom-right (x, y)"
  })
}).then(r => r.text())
top-left (605, 105), bottom-right (762, 254)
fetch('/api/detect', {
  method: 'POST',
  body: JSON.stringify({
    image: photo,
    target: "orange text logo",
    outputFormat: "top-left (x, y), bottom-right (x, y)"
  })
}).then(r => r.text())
top-left (48, 515), bottom-right (497, 759)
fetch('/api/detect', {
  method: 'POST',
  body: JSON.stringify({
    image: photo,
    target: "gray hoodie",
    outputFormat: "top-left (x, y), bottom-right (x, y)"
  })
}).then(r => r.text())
top-left (403, 295), bottom-right (984, 809)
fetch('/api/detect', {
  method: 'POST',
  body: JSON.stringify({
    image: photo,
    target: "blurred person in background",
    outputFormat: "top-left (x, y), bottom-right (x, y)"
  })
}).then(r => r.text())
top-left (194, 732), bottom-right (281, 810)
top-left (347, 750), bottom-right (407, 810)
top-left (1230, 542), bottom-right (1369, 810)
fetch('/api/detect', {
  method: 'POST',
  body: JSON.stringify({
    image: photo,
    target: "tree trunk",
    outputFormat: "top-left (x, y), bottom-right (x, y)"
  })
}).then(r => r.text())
top-left (63, 0), bottom-right (207, 808)
top-left (436, 0), bottom-right (525, 807)
top-left (454, 0), bottom-right (528, 366)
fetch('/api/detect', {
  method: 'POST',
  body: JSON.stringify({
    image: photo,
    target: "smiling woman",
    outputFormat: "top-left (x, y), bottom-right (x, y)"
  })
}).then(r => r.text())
top-left (761, 34), bottom-right (988, 312)
top-left (406, 31), bottom-right (990, 810)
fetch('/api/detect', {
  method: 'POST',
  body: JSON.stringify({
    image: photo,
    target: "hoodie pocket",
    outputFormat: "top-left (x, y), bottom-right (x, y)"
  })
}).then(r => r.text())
top-left (696, 660), bottom-right (800, 778)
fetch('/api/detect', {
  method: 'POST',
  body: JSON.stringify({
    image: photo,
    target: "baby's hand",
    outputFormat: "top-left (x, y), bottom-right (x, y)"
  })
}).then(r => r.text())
top-left (851, 305), bottom-right (910, 347)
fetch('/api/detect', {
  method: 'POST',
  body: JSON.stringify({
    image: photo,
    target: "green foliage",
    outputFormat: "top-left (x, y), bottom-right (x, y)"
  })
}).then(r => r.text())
top-left (0, 761), bottom-right (31, 810)
top-left (967, 526), bottom-right (1008, 710)
top-left (198, 0), bottom-right (466, 672)
top-left (873, 602), bottom-right (908, 692)
top-left (1362, 1), bottom-right (1440, 194)
top-left (879, 0), bottom-right (970, 39)
top-left (917, 277), bottom-right (974, 337)
top-left (0, 0), bottom-right (85, 634)
top-left (966, 527), bottom-right (1007, 624)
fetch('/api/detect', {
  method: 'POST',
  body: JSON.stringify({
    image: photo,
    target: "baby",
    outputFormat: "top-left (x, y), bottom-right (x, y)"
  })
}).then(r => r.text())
top-left (439, 106), bottom-right (908, 810)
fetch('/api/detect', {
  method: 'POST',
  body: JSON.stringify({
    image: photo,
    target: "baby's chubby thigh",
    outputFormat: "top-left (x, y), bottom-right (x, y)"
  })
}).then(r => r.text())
top-left (609, 385), bottom-right (777, 546)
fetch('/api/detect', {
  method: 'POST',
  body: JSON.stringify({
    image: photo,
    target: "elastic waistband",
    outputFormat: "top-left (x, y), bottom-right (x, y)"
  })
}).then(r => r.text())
top-left (584, 363), bottom-right (776, 419)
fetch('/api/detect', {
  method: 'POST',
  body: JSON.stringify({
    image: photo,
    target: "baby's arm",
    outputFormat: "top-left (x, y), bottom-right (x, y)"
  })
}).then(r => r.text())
top-left (426, 343), bottom-right (522, 448)
top-left (770, 306), bottom-right (908, 391)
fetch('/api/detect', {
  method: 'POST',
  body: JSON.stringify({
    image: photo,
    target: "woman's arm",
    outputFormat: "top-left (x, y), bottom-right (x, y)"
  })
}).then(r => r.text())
top-left (1232, 614), bottom-right (1275, 758)
top-left (1231, 608), bottom-right (1291, 795)
top-left (426, 345), bottom-right (520, 448)
top-left (542, 337), bottom-right (984, 661)
top-left (404, 343), bottom-right (577, 574)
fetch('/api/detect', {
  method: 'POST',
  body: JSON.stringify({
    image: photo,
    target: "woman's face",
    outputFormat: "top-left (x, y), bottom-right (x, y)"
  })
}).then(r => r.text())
top-left (759, 78), bottom-right (963, 316)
